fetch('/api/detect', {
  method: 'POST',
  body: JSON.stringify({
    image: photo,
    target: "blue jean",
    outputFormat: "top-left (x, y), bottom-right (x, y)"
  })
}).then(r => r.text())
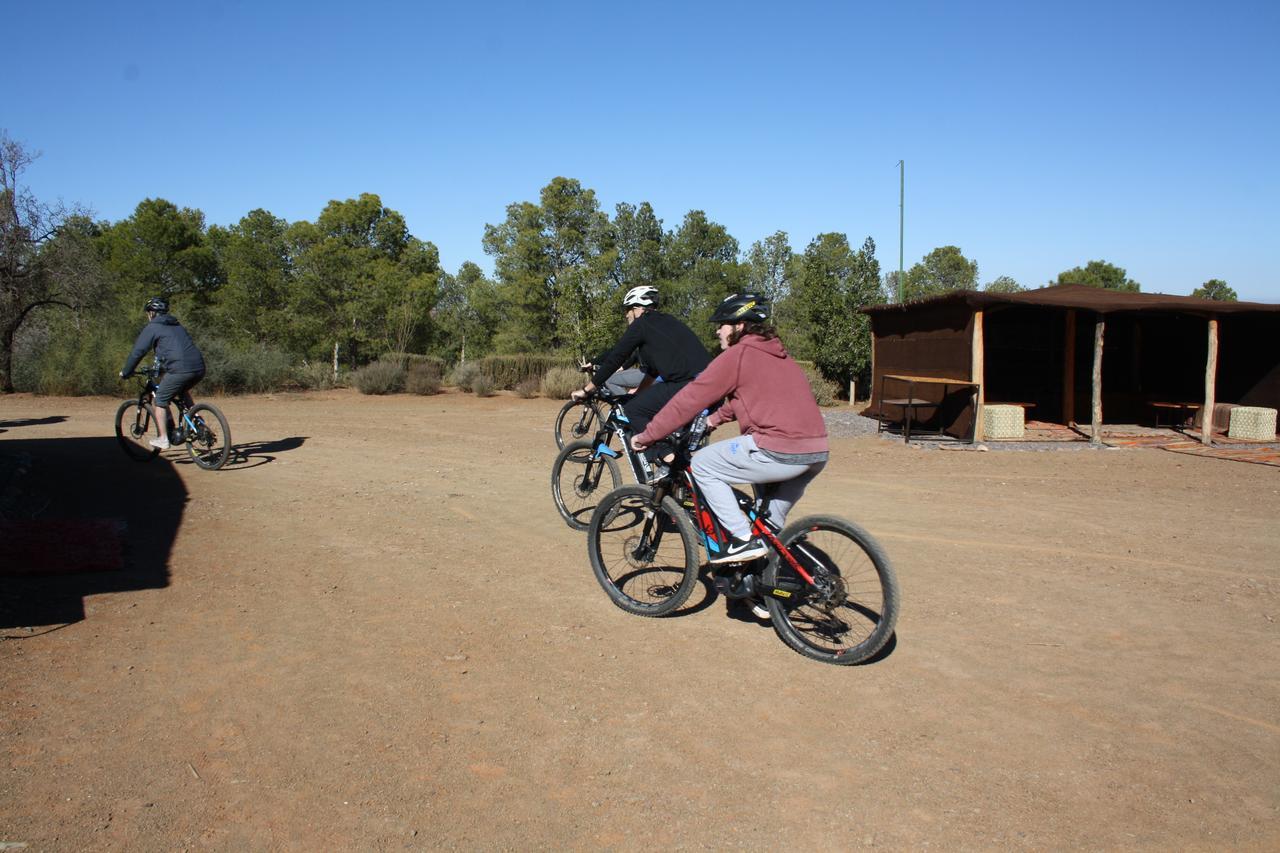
top-left (690, 434), bottom-right (826, 541)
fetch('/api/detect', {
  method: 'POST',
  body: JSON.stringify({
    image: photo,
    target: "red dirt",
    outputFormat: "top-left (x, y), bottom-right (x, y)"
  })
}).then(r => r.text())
top-left (1, 389), bottom-right (1277, 849)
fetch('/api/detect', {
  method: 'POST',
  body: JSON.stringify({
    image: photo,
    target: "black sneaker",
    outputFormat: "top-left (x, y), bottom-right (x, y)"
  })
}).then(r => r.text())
top-left (648, 461), bottom-right (670, 483)
top-left (709, 535), bottom-right (768, 564)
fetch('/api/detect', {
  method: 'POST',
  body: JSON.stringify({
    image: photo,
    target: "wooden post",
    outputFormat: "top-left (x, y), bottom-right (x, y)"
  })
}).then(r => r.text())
top-left (1091, 316), bottom-right (1105, 445)
top-left (1202, 318), bottom-right (1218, 446)
top-left (1062, 310), bottom-right (1076, 425)
top-left (971, 310), bottom-right (985, 440)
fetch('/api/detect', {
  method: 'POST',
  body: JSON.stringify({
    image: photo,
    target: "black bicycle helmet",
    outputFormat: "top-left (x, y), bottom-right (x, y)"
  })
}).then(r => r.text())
top-left (710, 293), bottom-right (769, 324)
top-left (144, 297), bottom-right (169, 314)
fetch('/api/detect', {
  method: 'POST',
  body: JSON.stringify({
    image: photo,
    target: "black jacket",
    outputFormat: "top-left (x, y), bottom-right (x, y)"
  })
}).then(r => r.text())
top-left (122, 315), bottom-right (206, 376)
top-left (591, 311), bottom-right (710, 388)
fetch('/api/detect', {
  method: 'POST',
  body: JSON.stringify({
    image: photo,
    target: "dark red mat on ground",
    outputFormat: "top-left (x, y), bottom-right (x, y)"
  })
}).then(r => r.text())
top-left (0, 520), bottom-right (125, 576)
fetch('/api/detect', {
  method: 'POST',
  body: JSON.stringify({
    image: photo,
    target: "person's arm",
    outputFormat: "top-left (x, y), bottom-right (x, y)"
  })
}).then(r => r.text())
top-left (707, 397), bottom-right (739, 429)
top-left (589, 318), bottom-right (647, 390)
top-left (120, 327), bottom-right (156, 377)
top-left (632, 350), bottom-right (740, 449)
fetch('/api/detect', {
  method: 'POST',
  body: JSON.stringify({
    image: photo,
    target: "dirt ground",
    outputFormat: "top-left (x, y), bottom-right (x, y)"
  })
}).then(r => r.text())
top-left (1, 389), bottom-right (1277, 850)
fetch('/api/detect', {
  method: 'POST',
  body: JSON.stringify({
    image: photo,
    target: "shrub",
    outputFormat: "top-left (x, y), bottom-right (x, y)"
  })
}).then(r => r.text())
top-left (471, 374), bottom-right (496, 397)
top-left (406, 364), bottom-right (442, 395)
top-left (449, 361), bottom-right (482, 391)
top-left (294, 361), bottom-right (337, 391)
top-left (351, 361), bottom-right (406, 395)
top-left (541, 365), bottom-right (582, 399)
top-left (514, 377), bottom-right (540, 398)
top-left (799, 362), bottom-right (840, 407)
top-left (475, 354), bottom-right (574, 390)
top-left (200, 339), bottom-right (296, 394)
top-left (384, 351), bottom-right (447, 375)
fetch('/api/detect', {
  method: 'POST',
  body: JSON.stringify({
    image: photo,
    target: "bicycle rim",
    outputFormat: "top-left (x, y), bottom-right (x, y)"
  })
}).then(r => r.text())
top-left (587, 485), bottom-right (700, 616)
top-left (764, 515), bottom-right (900, 665)
top-left (114, 399), bottom-right (161, 462)
top-left (185, 404), bottom-right (232, 470)
top-left (551, 440), bottom-right (622, 530)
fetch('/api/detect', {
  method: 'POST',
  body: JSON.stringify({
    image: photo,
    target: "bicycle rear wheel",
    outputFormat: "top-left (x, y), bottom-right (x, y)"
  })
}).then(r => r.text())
top-left (185, 403), bottom-right (232, 470)
top-left (554, 399), bottom-right (603, 450)
top-left (115, 400), bottom-right (161, 462)
top-left (552, 440), bottom-right (622, 530)
top-left (587, 485), bottom-right (700, 616)
top-left (763, 515), bottom-right (899, 665)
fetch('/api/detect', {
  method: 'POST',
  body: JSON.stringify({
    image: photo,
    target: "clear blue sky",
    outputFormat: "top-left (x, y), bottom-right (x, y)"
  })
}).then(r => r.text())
top-left (9, 0), bottom-right (1278, 302)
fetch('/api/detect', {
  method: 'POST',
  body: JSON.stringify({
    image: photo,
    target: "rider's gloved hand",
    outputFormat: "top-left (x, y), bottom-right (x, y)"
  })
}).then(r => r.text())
top-left (571, 386), bottom-right (591, 402)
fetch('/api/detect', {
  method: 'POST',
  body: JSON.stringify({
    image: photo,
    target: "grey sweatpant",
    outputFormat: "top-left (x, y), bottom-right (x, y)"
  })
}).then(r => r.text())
top-left (690, 434), bottom-right (826, 541)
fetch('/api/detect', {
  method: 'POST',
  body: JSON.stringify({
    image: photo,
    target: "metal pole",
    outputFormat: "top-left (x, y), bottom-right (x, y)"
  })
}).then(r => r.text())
top-left (897, 160), bottom-right (904, 303)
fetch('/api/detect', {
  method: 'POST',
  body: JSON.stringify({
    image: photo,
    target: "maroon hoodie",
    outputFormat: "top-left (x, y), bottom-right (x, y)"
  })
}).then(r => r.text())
top-left (635, 334), bottom-right (829, 455)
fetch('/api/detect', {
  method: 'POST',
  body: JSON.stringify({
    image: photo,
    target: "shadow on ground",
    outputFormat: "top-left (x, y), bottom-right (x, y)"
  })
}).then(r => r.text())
top-left (0, 436), bottom-right (185, 631)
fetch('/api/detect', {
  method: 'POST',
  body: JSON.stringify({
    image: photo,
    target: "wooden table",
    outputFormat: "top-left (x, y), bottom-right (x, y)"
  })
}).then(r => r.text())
top-left (1151, 401), bottom-right (1201, 429)
top-left (878, 374), bottom-right (981, 443)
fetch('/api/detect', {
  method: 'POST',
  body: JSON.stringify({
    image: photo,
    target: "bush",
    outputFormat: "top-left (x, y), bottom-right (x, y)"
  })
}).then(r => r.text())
top-left (406, 364), bottom-right (442, 395)
top-left (384, 351), bottom-right (447, 375)
top-left (799, 362), bottom-right (841, 407)
top-left (200, 339), bottom-right (296, 394)
top-left (449, 361), bottom-right (482, 391)
top-left (471, 374), bottom-right (496, 397)
top-left (475, 354), bottom-right (574, 390)
top-left (294, 361), bottom-right (337, 391)
top-left (514, 377), bottom-right (540, 399)
top-left (351, 361), bottom-right (406, 395)
top-left (541, 365), bottom-right (582, 399)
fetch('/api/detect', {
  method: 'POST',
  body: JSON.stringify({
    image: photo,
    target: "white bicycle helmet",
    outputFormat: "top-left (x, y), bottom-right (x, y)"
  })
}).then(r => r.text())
top-left (621, 285), bottom-right (660, 310)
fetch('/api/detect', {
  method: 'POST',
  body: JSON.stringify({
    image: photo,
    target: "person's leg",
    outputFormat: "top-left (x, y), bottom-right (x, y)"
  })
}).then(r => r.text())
top-left (620, 381), bottom-right (685, 465)
top-left (760, 459), bottom-right (826, 530)
top-left (603, 367), bottom-right (645, 396)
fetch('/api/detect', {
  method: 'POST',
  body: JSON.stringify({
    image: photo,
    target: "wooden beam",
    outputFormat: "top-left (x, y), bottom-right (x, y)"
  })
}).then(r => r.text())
top-left (971, 309), bottom-right (985, 440)
top-left (1091, 316), bottom-right (1105, 445)
top-left (1202, 318), bottom-right (1218, 446)
top-left (1062, 310), bottom-right (1076, 425)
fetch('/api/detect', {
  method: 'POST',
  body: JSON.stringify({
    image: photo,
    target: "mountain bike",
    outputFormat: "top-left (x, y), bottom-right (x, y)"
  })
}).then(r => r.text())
top-left (553, 363), bottom-right (645, 450)
top-left (115, 365), bottom-right (232, 471)
top-left (585, 414), bottom-right (900, 665)
top-left (550, 383), bottom-right (684, 531)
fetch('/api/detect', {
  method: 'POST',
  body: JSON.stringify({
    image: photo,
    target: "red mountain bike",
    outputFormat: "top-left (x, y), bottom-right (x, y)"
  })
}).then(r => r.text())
top-left (585, 413), bottom-right (899, 665)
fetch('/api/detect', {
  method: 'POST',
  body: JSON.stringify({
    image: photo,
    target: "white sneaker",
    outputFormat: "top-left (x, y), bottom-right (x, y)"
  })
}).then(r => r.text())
top-left (747, 598), bottom-right (770, 620)
top-left (148, 437), bottom-right (170, 450)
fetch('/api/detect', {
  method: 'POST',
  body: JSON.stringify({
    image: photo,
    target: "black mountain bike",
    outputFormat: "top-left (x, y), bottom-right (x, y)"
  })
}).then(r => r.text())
top-left (554, 396), bottom-right (605, 451)
top-left (585, 413), bottom-right (900, 665)
top-left (115, 365), bottom-right (232, 471)
top-left (551, 385), bottom-right (674, 530)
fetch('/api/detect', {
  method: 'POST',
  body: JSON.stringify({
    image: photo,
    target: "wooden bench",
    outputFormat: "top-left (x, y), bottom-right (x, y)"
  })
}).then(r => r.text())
top-left (1150, 401), bottom-right (1200, 429)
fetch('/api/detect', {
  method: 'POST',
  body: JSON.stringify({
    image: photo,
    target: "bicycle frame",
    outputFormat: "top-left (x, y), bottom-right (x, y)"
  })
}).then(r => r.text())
top-left (581, 389), bottom-right (663, 485)
top-left (133, 366), bottom-right (200, 442)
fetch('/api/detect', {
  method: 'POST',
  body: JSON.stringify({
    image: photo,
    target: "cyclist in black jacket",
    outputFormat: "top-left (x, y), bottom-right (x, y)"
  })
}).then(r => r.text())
top-left (572, 285), bottom-right (711, 473)
top-left (120, 297), bottom-right (207, 450)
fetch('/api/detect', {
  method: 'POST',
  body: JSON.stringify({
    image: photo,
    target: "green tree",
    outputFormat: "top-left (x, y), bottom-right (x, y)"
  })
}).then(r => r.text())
top-left (611, 201), bottom-right (664, 290)
top-left (662, 209), bottom-right (746, 344)
top-left (287, 193), bottom-right (441, 375)
top-left (1191, 278), bottom-right (1237, 301)
top-left (786, 234), bottom-right (882, 386)
top-left (1055, 260), bottom-right (1140, 291)
top-left (0, 132), bottom-right (107, 392)
top-left (745, 231), bottom-right (794, 306)
top-left (902, 245), bottom-right (978, 301)
top-left (483, 177), bottom-right (615, 356)
top-left (432, 261), bottom-right (501, 362)
top-left (98, 198), bottom-right (222, 321)
top-left (206, 208), bottom-right (293, 345)
top-left (984, 275), bottom-right (1025, 293)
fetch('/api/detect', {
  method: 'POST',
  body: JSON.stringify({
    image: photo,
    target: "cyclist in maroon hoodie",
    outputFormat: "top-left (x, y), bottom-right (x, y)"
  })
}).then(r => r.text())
top-left (631, 293), bottom-right (829, 567)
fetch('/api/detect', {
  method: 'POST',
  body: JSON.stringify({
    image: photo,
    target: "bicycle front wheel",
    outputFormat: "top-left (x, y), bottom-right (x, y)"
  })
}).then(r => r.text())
top-left (552, 440), bottom-right (622, 530)
top-left (554, 399), bottom-right (603, 450)
top-left (115, 400), bottom-right (161, 462)
top-left (587, 485), bottom-right (700, 617)
top-left (763, 515), bottom-right (900, 665)
top-left (185, 403), bottom-right (232, 470)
